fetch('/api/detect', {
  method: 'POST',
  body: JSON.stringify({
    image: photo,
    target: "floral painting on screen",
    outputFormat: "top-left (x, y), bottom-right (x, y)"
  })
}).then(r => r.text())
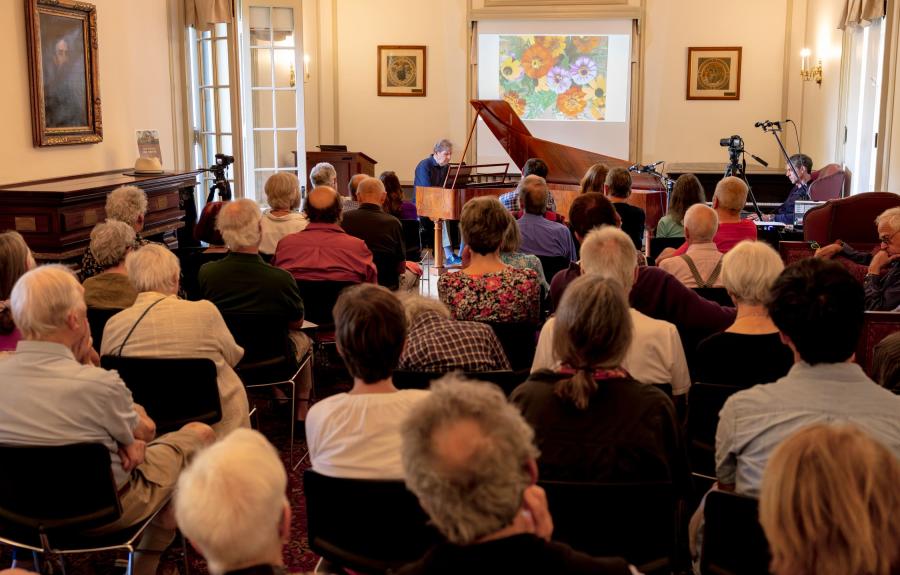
top-left (499, 35), bottom-right (609, 121)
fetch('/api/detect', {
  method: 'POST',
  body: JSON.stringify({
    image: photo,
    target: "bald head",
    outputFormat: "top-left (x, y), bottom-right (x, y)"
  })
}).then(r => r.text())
top-left (518, 175), bottom-right (549, 215)
top-left (683, 203), bottom-right (718, 243)
top-left (348, 173), bottom-right (368, 200)
top-left (305, 186), bottom-right (342, 223)
top-left (713, 177), bottom-right (749, 214)
top-left (356, 177), bottom-right (387, 205)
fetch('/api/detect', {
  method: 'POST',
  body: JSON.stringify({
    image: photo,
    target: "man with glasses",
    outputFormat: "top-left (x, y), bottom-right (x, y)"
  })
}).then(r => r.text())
top-left (750, 154), bottom-right (813, 223)
top-left (815, 206), bottom-right (900, 310)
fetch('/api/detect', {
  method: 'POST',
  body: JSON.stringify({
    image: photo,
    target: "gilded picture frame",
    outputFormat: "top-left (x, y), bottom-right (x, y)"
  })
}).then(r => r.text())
top-left (686, 46), bottom-right (742, 101)
top-left (378, 45), bottom-right (427, 97)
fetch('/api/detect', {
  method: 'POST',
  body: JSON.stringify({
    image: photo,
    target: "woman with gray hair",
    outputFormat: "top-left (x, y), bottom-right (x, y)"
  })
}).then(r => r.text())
top-left (82, 220), bottom-right (138, 309)
top-left (260, 172), bottom-right (308, 255)
top-left (498, 209), bottom-right (550, 294)
top-left (79, 185), bottom-right (155, 281)
top-left (101, 244), bottom-right (250, 434)
top-left (511, 274), bottom-right (689, 488)
top-left (694, 240), bottom-right (793, 387)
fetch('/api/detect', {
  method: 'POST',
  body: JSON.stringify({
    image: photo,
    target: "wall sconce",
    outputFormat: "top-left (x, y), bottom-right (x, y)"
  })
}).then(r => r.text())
top-left (303, 53), bottom-right (310, 83)
top-left (800, 48), bottom-right (823, 85)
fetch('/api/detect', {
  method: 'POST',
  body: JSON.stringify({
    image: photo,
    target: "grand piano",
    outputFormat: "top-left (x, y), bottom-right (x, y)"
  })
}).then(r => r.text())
top-left (417, 99), bottom-right (665, 267)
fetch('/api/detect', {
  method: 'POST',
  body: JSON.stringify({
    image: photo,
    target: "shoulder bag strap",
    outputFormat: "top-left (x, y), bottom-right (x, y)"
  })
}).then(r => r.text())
top-left (115, 297), bottom-right (167, 357)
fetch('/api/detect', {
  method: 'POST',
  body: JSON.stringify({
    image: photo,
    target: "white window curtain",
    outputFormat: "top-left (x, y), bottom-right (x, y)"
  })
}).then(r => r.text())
top-left (185, 0), bottom-right (234, 31)
top-left (840, 0), bottom-right (886, 29)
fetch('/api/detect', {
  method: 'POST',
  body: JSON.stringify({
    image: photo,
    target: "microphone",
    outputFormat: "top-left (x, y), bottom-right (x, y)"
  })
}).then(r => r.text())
top-left (755, 120), bottom-right (782, 128)
top-left (751, 154), bottom-right (769, 167)
top-left (629, 161), bottom-right (663, 174)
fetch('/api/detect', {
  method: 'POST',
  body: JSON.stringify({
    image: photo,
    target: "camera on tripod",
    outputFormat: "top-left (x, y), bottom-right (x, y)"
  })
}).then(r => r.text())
top-left (206, 153), bottom-right (235, 203)
top-left (719, 135), bottom-right (744, 152)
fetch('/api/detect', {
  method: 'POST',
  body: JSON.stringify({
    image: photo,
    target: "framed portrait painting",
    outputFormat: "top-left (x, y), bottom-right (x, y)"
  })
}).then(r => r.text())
top-left (378, 45), bottom-right (426, 97)
top-left (25, 0), bottom-right (103, 146)
top-left (686, 47), bottom-right (742, 101)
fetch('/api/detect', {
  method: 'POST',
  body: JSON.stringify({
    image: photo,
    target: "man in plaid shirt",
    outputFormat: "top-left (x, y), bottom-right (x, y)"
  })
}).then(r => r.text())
top-left (499, 158), bottom-right (557, 213)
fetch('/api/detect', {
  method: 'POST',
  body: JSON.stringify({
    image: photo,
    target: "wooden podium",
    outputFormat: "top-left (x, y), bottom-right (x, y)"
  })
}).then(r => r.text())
top-left (303, 151), bottom-right (377, 196)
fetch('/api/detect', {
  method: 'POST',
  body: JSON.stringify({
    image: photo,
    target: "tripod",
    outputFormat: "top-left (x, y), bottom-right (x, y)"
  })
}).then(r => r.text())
top-left (723, 147), bottom-right (763, 219)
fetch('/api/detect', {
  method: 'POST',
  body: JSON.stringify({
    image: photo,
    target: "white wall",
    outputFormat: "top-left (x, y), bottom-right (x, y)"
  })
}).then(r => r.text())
top-left (0, 1), bottom-right (176, 186)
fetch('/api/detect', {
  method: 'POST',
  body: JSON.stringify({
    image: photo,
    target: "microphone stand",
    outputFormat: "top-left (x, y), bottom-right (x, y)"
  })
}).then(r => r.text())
top-left (761, 123), bottom-right (809, 200)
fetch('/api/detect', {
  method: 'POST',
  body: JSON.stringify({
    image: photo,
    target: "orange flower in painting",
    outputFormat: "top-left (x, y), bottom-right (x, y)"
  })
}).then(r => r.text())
top-left (503, 91), bottom-right (526, 116)
top-left (557, 86), bottom-right (587, 118)
top-left (573, 36), bottom-right (599, 53)
top-left (521, 43), bottom-right (555, 79)
top-left (540, 35), bottom-right (567, 57)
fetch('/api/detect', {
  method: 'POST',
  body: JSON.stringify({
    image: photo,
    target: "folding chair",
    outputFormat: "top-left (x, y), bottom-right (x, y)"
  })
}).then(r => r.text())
top-left (485, 322), bottom-right (540, 372)
top-left (701, 490), bottom-right (770, 575)
top-left (687, 383), bottom-right (744, 478)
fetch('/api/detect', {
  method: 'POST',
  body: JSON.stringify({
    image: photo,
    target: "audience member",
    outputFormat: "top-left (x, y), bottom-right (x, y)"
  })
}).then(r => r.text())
top-left (0, 265), bottom-right (215, 575)
top-left (0, 231), bottom-right (36, 352)
top-left (438, 196), bottom-right (540, 324)
top-left (175, 429), bottom-right (296, 575)
top-left (345, 173), bottom-right (367, 212)
top-left (872, 331), bottom-right (900, 392)
top-left (513, 274), bottom-right (690, 492)
top-left (715, 258), bottom-right (900, 497)
top-left (604, 168), bottom-right (645, 250)
top-left (305, 284), bottom-right (428, 479)
top-left (655, 174), bottom-right (705, 238)
top-left (535, 227), bottom-right (691, 398)
top-left (259, 172), bottom-right (308, 255)
top-left (658, 204), bottom-right (724, 288)
top-left (695, 241), bottom-right (793, 387)
top-left (80, 186), bottom-right (156, 281)
top-left (381, 170), bottom-right (418, 220)
top-left (198, 199), bottom-right (312, 419)
top-left (657, 176), bottom-right (757, 262)
top-left (815, 206), bottom-right (900, 310)
top-left (579, 162), bottom-right (609, 195)
top-left (759, 424), bottom-right (900, 575)
top-left (515, 175), bottom-right (577, 261)
top-left (341, 177), bottom-right (408, 290)
top-left (498, 208), bottom-right (549, 294)
top-left (500, 157), bottom-right (557, 212)
top-left (753, 154), bottom-right (812, 224)
top-left (414, 139), bottom-right (458, 264)
top-left (274, 186), bottom-right (377, 283)
top-left (82, 220), bottom-right (139, 309)
top-left (397, 376), bottom-right (637, 575)
top-left (101, 244), bottom-right (250, 434)
top-left (309, 162), bottom-right (337, 188)
top-left (398, 294), bottom-right (510, 373)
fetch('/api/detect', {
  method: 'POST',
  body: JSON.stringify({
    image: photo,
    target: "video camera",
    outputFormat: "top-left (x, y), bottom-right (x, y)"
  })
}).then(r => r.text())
top-left (719, 135), bottom-right (744, 151)
top-left (206, 153), bottom-right (234, 203)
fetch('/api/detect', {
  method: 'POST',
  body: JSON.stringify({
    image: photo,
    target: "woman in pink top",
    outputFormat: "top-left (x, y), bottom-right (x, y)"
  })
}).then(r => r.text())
top-left (0, 231), bottom-right (37, 352)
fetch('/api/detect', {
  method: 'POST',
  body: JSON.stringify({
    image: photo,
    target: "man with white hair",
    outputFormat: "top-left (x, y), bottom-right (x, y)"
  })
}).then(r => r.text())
top-left (344, 173), bottom-right (368, 212)
top-left (198, 199), bottom-right (313, 419)
top-left (658, 203), bottom-right (724, 288)
top-left (341, 177), bottom-right (408, 290)
top-left (533, 226), bottom-right (691, 400)
top-left (516, 175), bottom-right (577, 261)
top-left (0, 265), bottom-right (215, 575)
top-left (175, 429), bottom-right (294, 575)
top-left (82, 219), bottom-right (139, 309)
top-left (396, 376), bottom-right (636, 574)
top-left (80, 185), bottom-right (158, 281)
top-left (309, 162), bottom-right (337, 189)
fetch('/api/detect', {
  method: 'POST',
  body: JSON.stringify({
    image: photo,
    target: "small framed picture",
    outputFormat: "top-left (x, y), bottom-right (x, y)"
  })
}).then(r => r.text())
top-left (686, 47), bottom-right (742, 101)
top-left (378, 45), bottom-right (426, 97)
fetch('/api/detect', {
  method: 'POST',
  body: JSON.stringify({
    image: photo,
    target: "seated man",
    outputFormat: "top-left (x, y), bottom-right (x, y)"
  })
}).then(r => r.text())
top-left (83, 219), bottom-right (139, 309)
top-left (198, 198), bottom-right (313, 419)
top-left (815, 206), bottom-right (900, 311)
top-left (80, 185), bottom-right (157, 281)
top-left (716, 258), bottom-right (900, 497)
top-left (604, 168), bottom-right (646, 250)
top-left (535, 227), bottom-right (692, 399)
top-left (0, 265), bottom-right (215, 575)
top-left (305, 284), bottom-right (429, 479)
top-left (274, 186), bottom-right (377, 283)
top-left (516, 175), bottom-right (577, 261)
top-left (397, 294), bottom-right (510, 372)
top-left (658, 204), bottom-right (724, 288)
top-left (310, 161), bottom-right (337, 189)
top-left (341, 177), bottom-right (407, 290)
top-left (175, 429), bottom-right (295, 575)
top-left (415, 139), bottom-right (459, 264)
top-left (500, 157), bottom-right (557, 213)
top-left (344, 173), bottom-right (367, 212)
top-left (397, 375), bottom-right (637, 575)
top-left (753, 153), bottom-right (812, 224)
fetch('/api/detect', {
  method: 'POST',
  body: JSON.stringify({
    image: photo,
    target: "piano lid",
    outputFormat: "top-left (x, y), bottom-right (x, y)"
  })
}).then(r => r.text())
top-left (471, 99), bottom-right (660, 190)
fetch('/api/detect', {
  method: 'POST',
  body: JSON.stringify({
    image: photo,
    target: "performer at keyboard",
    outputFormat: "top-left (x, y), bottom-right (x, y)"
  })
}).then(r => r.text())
top-left (750, 154), bottom-right (812, 223)
top-left (414, 139), bottom-right (460, 265)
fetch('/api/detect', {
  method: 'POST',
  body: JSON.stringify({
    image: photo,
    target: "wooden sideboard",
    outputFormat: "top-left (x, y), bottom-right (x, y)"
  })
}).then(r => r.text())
top-left (0, 169), bottom-right (199, 262)
top-left (665, 162), bottom-right (789, 206)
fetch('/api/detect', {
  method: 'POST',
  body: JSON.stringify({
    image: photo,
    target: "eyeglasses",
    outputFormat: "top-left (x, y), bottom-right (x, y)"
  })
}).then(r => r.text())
top-left (879, 230), bottom-right (899, 245)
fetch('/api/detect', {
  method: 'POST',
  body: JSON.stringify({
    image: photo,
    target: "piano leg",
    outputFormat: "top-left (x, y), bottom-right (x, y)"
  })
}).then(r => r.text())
top-left (434, 219), bottom-right (444, 269)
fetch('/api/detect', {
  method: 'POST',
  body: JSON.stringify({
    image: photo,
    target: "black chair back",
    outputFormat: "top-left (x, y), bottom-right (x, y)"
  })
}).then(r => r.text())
top-left (221, 312), bottom-right (298, 384)
top-left (371, 252), bottom-right (401, 291)
top-left (692, 287), bottom-right (733, 307)
top-left (649, 237), bottom-right (685, 265)
top-left (486, 322), bottom-right (538, 371)
top-left (100, 355), bottom-right (222, 434)
top-left (535, 255), bottom-right (571, 287)
top-left (86, 307), bottom-right (120, 354)
top-left (295, 280), bottom-right (359, 328)
top-left (539, 480), bottom-right (678, 573)
top-left (392, 369), bottom-right (526, 396)
top-left (303, 469), bottom-right (441, 574)
top-left (687, 383), bottom-right (744, 477)
top-left (701, 491), bottom-right (770, 575)
top-left (401, 219), bottom-right (422, 262)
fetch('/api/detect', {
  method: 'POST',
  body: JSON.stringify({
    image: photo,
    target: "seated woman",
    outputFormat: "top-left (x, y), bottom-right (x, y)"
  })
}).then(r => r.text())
top-left (579, 162), bottom-right (609, 194)
top-left (815, 206), bottom-right (900, 311)
top-left (511, 274), bottom-right (689, 491)
top-left (82, 220), bottom-right (139, 309)
top-left (0, 231), bottom-right (36, 353)
top-left (498, 208), bottom-right (549, 294)
top-left (100, 244), bottom-right (250, 434)
top-left (655, 174), bottom-right (705, 238)
top-left (380, 171), bottom-right (417, 220)
top-left (694, 241), bottom-right (793, 387)
top-left (438, 196), bottom-right (540, 324)
top-left (759, 424), bottom-right (900, 575)
top-left (259, 172), bottom-right (308, 255)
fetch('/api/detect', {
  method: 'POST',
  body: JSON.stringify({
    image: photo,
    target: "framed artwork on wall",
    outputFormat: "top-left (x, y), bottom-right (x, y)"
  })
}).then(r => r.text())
top-left (378, 45), bottom-right (427, 97)
top-left (25, 0), bottom-right (103, 146)
top-left (686, 46), bottom-right (742, 101)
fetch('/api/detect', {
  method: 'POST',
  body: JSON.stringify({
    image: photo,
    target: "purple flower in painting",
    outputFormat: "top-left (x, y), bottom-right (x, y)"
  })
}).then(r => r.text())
top-left (545, 66), bottom-right (572, 94)
top-left (569, 56), bottom-right (598, 86)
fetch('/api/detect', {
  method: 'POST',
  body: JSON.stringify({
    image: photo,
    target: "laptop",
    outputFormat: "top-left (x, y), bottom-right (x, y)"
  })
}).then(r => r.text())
top-left (793, 200), bottom-right (825, 227)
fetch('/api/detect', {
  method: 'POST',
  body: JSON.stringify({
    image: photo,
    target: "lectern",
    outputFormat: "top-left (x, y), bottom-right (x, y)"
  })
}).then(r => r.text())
top-left (304, 151), bottom-right (377, 196)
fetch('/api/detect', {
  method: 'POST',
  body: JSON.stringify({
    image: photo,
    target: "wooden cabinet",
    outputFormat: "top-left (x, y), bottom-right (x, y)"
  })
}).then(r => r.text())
top-left (304, 151), bottom-right (377, 196)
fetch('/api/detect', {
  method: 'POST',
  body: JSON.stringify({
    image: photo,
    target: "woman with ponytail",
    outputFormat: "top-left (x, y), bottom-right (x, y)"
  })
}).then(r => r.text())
top-left (511, 273), bottom-right (690, 488)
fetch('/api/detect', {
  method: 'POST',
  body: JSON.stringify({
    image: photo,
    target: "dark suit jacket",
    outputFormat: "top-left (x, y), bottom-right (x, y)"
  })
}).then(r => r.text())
top-left (341, 204), bottom-right (406, 290)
